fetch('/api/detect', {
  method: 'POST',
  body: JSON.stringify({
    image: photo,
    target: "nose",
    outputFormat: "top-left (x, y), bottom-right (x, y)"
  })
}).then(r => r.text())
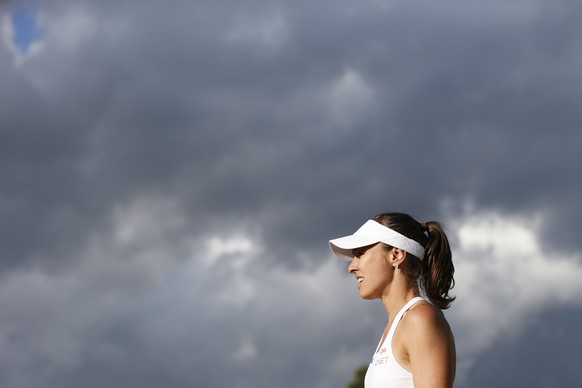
top-left (347, 257), bottom-right (358, 273)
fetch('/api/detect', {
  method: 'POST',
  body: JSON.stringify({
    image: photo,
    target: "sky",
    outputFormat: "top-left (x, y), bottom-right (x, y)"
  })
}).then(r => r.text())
top-left (1, 0), bottom-right (581, 387)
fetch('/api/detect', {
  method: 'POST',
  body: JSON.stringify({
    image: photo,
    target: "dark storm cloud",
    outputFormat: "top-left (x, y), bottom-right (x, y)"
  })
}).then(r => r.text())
top-left (1, 0), bottom-right (582, 387)
top-left (4, 0), bottom-right (580, 269)
top-left (467, 305), bottom-right (582, 387)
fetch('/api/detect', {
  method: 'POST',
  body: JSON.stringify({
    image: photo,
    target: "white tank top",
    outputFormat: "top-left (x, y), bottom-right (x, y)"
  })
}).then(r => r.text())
top-left (364, 297), bottom-right (424, 388)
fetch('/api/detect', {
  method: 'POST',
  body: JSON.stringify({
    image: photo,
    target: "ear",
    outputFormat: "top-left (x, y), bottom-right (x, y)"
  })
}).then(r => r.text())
top-left (391, 248), bottom-right (408, 266)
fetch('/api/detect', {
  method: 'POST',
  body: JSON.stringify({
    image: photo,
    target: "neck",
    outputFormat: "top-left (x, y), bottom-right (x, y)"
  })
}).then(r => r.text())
top-left (381, 276), bottom-right (420, 322)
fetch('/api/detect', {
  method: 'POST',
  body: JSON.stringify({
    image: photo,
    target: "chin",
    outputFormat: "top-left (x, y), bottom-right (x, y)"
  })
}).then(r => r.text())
top-left (358, 286), bottom-right (381, 300)
top-left (359, 290), bottom-right (376, 300)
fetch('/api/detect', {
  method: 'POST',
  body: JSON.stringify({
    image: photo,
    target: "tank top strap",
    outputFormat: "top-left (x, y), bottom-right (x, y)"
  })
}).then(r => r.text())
top-left (386, 297), bottom-right (425, 343)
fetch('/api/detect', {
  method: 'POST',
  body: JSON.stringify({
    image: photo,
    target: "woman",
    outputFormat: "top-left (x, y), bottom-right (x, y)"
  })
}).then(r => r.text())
top-left (329, 213), bottom-right (456, 388)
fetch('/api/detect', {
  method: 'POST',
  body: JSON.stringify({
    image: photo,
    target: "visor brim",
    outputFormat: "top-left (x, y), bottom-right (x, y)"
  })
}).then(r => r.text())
top-left (328, 235), bottom-right (380, 260)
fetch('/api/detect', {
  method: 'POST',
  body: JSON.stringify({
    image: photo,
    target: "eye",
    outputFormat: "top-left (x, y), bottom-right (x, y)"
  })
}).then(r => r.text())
top-left (352, 248), bottom-right (364, 257)
top-left (352, 244), bottom-right (374, 257)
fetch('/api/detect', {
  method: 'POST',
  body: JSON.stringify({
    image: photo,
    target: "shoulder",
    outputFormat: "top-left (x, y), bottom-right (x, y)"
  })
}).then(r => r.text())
top-left (398, 300), bottom-right (455, 357)
top-left (396, 301), bottom-right (456, 386)
top-left (404, 300), bottom-right (449, 330)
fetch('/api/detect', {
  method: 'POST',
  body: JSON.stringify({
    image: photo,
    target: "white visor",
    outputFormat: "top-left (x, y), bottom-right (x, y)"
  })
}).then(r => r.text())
top-left (329, 220), bottom-right (425, 260)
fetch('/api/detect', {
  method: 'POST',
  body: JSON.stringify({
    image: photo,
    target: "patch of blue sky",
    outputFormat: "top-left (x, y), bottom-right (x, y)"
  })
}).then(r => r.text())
top-left (11, 3), bottom-right (42, 54)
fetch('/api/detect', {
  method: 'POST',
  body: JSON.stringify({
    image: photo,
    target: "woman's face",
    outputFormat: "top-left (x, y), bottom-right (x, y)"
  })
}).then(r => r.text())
top-left (348, 243), bottom-right (393, 299)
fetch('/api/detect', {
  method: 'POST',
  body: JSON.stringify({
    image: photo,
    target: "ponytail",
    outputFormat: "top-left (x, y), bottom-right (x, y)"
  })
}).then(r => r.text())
top-left (421, 221), bottom-right (455, 309)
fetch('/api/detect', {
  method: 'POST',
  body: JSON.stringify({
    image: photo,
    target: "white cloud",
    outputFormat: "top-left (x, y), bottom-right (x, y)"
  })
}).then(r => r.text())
top-left (226, 11), bottom-right (288, 48)
top-left (0, 13), bottom-right (16, 52)
top-left (449, 211), bottom-right (582, 382)
top-left (40, 6), bottom-right (98, 51)
top-left (328, 68), bottom-right (375, 126)
top-left (231, 337), bottom-right (258, 364)
top-left (112, 197), bottom-right (186, 246)
top-left (205, 235), bottom-right (257, 265)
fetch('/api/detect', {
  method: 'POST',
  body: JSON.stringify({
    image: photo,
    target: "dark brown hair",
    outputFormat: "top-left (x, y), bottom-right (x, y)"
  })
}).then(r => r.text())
top-left (372, 212), bottom-right (456, 309)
